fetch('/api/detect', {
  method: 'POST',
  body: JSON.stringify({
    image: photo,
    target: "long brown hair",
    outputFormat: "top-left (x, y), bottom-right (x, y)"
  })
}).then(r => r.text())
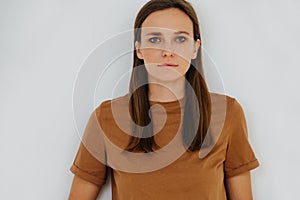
top-left (126, 0), bottom-right (211, 152)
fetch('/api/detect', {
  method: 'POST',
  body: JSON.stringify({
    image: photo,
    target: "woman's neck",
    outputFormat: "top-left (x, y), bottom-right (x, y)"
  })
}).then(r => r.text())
top-left (148, 76), bottom-right (185, 102)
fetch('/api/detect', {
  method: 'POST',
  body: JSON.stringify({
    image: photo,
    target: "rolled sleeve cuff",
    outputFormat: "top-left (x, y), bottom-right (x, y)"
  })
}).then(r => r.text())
top-left (70, 164), bottom-right (107, 187)
top-left (225, 159), bottom-right (260, 178)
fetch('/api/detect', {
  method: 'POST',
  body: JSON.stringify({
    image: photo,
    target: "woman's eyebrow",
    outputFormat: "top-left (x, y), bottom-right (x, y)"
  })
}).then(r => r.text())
top-left (146, 32), bottom-right (162, 36)
top-left (174, 31), bottom-right (190, 35)
top-left (145, 31), bottom-right (190, 36)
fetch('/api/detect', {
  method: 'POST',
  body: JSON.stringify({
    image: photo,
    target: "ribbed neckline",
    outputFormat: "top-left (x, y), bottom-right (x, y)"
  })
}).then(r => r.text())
top-left (149, 97), bottom-right (184, 103)
top-left (149, 96), bottom-right (186, 109)
top-left (124, 93), bottom-right (186, 108)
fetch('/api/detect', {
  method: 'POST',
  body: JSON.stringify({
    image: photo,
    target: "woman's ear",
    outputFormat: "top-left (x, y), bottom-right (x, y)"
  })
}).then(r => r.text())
top-left (192, 39), bottom-right (201, 59)
top-left (135, 41), bottom-right (143, 59)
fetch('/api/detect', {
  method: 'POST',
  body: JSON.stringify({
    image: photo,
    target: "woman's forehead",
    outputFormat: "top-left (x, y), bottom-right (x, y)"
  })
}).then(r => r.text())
top-left (140, 8), bottom-right (193, 35)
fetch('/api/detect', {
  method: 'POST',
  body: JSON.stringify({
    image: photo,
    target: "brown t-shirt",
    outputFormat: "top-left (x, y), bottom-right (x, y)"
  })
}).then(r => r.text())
top-left (70, 92), bottom-right (259, 199)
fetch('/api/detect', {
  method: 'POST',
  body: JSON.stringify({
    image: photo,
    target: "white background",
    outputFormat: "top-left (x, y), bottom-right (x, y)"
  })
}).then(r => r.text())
top-left (0, 0), bottom-right (299, 199)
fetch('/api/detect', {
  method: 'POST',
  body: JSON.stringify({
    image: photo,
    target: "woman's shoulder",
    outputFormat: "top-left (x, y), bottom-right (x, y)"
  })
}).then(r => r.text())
top-left (209, 92), bottom-right (244, 112)
top-left (92, 93), bottom-right (131, 121)
top-left (94, 93), bottom-right (130, 111)
top-left (209, 92), bottom-right (246, 131)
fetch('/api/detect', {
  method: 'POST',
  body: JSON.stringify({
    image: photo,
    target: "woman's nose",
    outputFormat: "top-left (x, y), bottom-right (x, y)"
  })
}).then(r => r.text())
top-left (161, 43), bottom-right (175, 57)
top-left (162, 49), bottom-right (175, 57)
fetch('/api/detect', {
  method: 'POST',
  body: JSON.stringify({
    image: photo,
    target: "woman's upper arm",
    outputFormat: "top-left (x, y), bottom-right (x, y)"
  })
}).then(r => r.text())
top-left (68, 108), bottom-right (108, 200)
top-left (68, 175), bottom-right (101, 200)
top-left (225, 171), bottom-right (253, 200)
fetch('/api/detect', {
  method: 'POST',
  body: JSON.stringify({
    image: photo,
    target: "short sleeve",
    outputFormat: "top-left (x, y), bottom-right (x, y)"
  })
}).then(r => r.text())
top-left (224, 98), bottom-right (260, 178)
top-left (70, 109), bottom-right (108, 186)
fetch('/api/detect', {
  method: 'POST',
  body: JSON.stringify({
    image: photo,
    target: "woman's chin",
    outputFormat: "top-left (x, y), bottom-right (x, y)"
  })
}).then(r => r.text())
top-left (147, 73), bottom-right (185, 84)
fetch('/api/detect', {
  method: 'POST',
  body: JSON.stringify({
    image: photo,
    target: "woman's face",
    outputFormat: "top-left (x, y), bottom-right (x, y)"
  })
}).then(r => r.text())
top-left (135, 8), bottom-right (200, 82)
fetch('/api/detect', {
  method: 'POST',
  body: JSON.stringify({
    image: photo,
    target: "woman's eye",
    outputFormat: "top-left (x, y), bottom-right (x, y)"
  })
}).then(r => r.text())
top-left (149, 37), bottom-right (161, 43)
top-left (176, 36), bottom-right (186, 43)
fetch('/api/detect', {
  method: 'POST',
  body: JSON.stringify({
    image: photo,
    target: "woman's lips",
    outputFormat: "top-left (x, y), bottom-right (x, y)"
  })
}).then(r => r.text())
top-left (157, 63), bottom-right (179, 67)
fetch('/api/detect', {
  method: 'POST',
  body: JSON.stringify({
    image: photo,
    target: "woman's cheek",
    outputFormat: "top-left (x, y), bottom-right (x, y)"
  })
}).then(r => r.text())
top-left (174, 45), bottom-right (194, 61)
top-left (142, 49), bottom-right (162, 63)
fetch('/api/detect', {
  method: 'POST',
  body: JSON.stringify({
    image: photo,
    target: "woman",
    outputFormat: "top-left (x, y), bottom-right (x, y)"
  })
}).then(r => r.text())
top-left (68, 0), bottom-right (259, 199)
